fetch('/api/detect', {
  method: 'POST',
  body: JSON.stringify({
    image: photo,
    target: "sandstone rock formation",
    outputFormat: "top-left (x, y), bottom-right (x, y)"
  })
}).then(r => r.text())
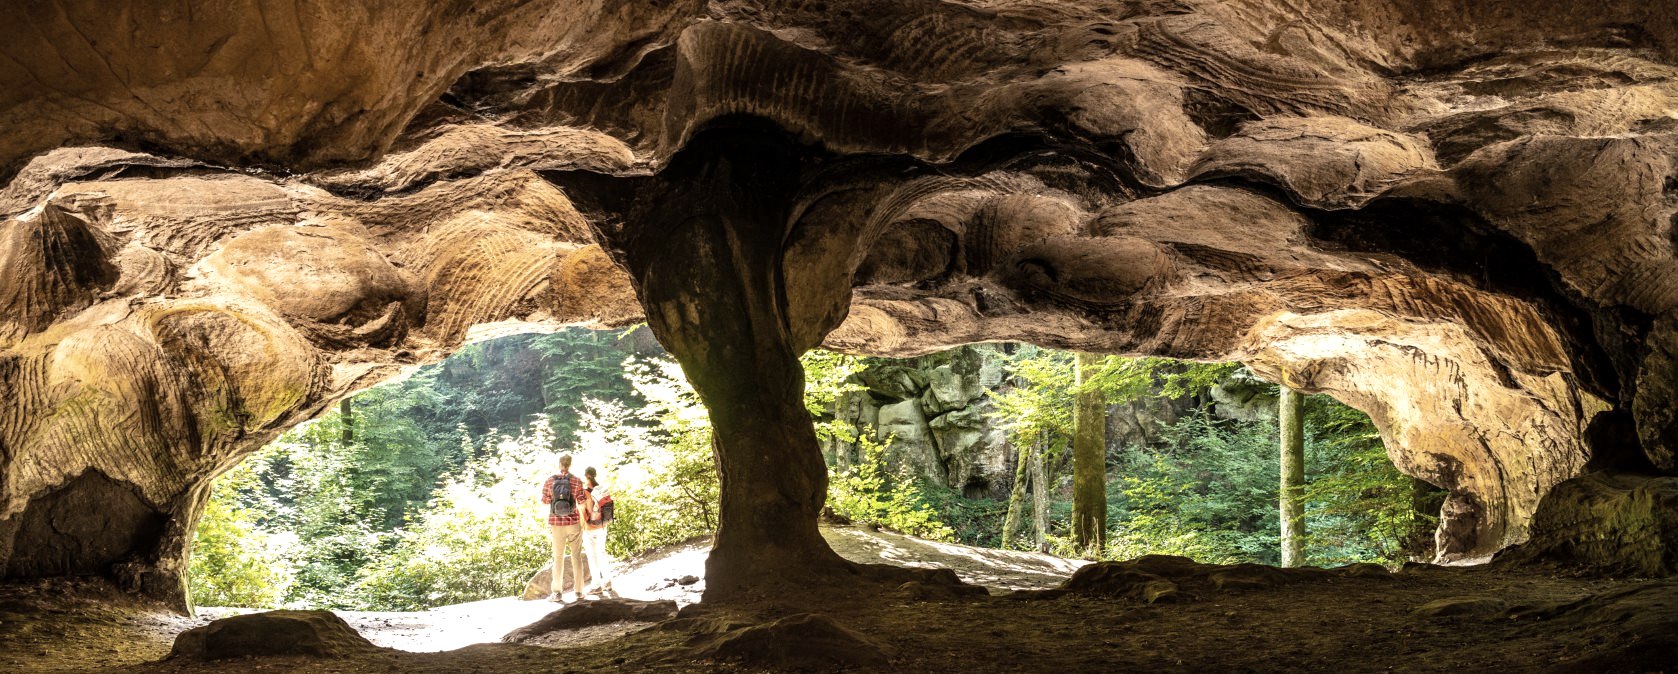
top-left (3, 0), bottom-right (1678, 608)
top-left (168, 610), bottom-right (384, 660)
top-left (502, 598), bottom-right (678, 643)
top-left (823, 348), bottom-right (1277, 502)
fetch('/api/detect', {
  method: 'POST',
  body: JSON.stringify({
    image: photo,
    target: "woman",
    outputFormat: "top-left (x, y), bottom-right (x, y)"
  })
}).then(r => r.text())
top-left (580, 466), bottom-right (615, 593)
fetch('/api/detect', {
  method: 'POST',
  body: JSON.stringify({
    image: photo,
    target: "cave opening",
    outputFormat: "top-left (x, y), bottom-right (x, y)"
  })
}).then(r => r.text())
top-left (181, 321), bottom-right (1439, 652)
top-left (5, 2), bottom-right (1678, 670)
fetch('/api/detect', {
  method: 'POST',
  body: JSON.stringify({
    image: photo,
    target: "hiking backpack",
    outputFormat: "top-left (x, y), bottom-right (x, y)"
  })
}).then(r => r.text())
top-left (549, 474), bottom-right (577, 519)
top-left (592, 491), bottom-right (615, 525)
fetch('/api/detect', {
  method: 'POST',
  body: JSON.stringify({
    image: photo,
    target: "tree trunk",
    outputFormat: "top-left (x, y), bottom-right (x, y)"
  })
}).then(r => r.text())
top-left (1030, 440), bottom-right (1050, 553)
top-left (1407, 477), bottom-right (1445, 561)
top-left (1279, 386), bottom-right (1306, 567)
top-left (1072, 352), bottom-right (1107, 556)
top-left (339, 398), bottom-right (353, 446)
top-left (1002, 442), bottom-right (1031, 549)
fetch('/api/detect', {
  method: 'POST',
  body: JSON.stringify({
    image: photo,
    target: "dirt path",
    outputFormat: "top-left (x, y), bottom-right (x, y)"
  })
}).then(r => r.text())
top-left (220, 525), bottom-right (1079, 652)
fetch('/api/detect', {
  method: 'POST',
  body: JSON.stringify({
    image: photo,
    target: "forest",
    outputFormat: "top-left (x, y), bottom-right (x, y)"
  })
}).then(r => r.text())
top-left (189, 328), bottom-right (1440, 611)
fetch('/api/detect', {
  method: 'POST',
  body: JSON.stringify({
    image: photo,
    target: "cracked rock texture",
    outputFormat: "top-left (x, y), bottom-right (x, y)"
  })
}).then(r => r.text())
top-left (3, 0), bottom-right (1678, 606)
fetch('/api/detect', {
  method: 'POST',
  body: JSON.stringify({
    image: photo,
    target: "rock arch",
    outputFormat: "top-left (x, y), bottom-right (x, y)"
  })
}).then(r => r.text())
top-left (2, 0), bottom-right (1677, 609)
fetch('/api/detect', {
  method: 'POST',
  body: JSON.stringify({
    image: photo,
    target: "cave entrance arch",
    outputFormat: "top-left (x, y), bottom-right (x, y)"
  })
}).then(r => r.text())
top-left (2, 114), bottom-right (1664, 614)
top-left (185, 325), bottom-right (681, 614)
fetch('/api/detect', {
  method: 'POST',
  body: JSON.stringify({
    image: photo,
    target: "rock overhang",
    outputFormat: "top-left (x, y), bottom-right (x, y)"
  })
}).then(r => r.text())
top-left (1, 0), bottom-right (1676, 604)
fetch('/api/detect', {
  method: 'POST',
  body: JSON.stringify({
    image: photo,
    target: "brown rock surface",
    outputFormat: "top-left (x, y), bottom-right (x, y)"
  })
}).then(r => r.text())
top-left (501, 599), bottom-right (677, 644)
top-left (1, 0), bottom-right (1677, 607)
top-left (167, 610), bottom-right (384, 660)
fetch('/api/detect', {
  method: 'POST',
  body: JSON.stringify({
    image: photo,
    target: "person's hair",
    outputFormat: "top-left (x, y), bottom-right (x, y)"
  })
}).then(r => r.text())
top-left (559, 454), bottom-right (573, 470)
top-left (584, 466), bottom-right (598, 488)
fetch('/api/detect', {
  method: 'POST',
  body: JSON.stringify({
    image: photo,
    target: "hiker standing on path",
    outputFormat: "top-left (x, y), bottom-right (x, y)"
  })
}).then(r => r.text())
top-left (581, 466), bottom-right (616, 595)
top-left (541, 454), bottom-right (589, 603)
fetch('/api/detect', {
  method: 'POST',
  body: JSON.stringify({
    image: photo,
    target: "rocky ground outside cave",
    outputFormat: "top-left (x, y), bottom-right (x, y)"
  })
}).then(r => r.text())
top-left (2, 525), bottom-right (1674, 673)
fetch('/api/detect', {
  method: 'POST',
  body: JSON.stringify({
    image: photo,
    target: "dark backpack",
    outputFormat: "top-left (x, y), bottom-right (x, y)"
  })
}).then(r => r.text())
top-left (549, 474), bottom-right (577, 518)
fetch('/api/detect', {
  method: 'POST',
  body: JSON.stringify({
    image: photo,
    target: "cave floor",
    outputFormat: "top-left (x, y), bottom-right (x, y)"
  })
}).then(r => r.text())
top-left (3, 528), bottom-right (1674, 673)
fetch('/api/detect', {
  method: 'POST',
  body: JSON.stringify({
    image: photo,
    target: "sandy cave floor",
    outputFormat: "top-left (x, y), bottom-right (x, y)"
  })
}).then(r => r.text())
top-left (1, 525), bottom-right (1673, 673)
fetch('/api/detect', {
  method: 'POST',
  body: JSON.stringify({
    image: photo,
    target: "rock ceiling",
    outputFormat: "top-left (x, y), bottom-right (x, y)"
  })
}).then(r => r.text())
top-left (2, 0), bottom-right (1677, 606)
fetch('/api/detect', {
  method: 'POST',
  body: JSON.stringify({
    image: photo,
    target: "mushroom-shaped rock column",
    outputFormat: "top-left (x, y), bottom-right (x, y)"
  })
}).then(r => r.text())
top-left (566, 129), bottom-right (901, 599)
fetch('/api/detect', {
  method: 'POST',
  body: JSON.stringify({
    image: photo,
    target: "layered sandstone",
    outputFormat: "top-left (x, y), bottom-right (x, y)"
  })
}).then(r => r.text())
top-left (2, 0), bottom-right (1677, 606)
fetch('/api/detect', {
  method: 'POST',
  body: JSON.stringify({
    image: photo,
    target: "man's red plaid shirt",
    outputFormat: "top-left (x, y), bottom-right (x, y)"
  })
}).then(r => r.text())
top-left (541, 473), bottom-right (589, 526)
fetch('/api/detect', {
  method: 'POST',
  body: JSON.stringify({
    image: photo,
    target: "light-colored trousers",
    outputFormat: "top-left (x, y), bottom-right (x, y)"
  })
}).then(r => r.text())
top-left (549, 522), bottom-right (584, 595)
top-left (582, 525), bottom-right (611, 587)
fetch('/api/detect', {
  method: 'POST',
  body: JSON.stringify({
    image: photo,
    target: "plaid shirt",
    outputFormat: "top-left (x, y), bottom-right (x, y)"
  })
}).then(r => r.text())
top-left (541, 473), bottom-right (588, 526)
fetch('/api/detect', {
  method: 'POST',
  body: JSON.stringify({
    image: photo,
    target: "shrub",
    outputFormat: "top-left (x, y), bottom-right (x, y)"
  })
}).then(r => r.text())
top-left (828, 436), bottom-right (955, 541)
top-left (187, 460), bottom-right (291, 608)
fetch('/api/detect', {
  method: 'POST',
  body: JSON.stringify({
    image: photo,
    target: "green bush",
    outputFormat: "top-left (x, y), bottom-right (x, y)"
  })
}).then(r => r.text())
top-left (584, 358), bottom-right (721, 558)
top-left (187, 459), bottom-right (290, 608)
top-left (355, 424), bottom-right (558, 611)
top-left (827, 436), bottom-right (955, 541)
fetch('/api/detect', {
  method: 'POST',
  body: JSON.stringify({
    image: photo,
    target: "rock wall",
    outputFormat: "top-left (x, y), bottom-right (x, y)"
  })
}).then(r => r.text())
top-left (821, 346), bottom-right (1012, 497)
top-left (2, 0), bottom-right (1678, 605)
top-left (822, 349), bottom-right (1281, 501)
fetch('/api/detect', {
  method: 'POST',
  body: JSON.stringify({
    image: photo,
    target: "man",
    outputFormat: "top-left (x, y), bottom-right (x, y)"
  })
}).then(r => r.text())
top-left (541, 454), bottom-right (589, 602)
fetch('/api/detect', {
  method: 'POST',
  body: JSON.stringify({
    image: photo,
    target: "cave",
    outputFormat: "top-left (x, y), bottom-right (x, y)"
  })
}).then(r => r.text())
top-left (3, 0), bottom-right (1678, 671)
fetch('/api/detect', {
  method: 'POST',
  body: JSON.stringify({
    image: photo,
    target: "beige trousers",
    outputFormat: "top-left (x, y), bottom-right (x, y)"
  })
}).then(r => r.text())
top-left (549, 522), bottom-right (584, 596)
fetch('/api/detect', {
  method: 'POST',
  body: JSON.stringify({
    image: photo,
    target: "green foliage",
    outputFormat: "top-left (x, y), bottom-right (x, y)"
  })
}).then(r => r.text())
top-left (586, 358), bottom-right (720, 558)
top-left (1097, 391), bottom-right (1423, 567)
top-left (1103, 412), bottom-right (1282, 564)
top-left (800, 350), bottom-right (868, 444)
top-left (922, 486), bottom-right (1008, 548)
top-left (187, 458), bottom-right (290, 608)
top-left (1082, 357), bottom-right (1240, 404)
top-left (356, 422), bottom-right (558, 611)
top-left (1301, 396), bottom-right (1433, 565)
top-left (264, 417), bottom-right (389, 610)
top-left (532, 328), bottom-right (645, 446)
top-left (989, 346), bottom-right (1075, 459)
top-left (827, 436), bottom-right (955, 541)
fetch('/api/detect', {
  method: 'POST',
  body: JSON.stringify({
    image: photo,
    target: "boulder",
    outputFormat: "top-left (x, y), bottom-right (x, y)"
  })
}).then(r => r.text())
top-left (920, 364), bottom-right (982, 414)
top-left (520, 558), bottom-right (596, 600)
top-left (502, 598), bottom-right (678, 643)
top-left (1494, 472), bottom-right (1678, 577)
top-left (876, 399), bottom-right (946, 485)
top-left (168, 610), bottom-right (381, 660)
top-left (1058, 555), bottom-right (1375, 603)
top-left (693, 613), bottom-right (894, 669)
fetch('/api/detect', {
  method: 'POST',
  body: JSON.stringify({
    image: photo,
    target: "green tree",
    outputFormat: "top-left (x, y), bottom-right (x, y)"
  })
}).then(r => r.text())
top-left (187, 457), bottom-right (290, 608)
top-left (356, 421), bottom-right (559, 611)
top-left (1071, 352), bottom-right (1107, 555)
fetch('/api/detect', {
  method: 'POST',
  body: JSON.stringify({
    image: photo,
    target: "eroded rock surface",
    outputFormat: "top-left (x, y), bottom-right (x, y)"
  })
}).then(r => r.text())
top-left (2, 0), bottom-right (1678, 605)
top-left (168, 610), bottom-right (384, 661)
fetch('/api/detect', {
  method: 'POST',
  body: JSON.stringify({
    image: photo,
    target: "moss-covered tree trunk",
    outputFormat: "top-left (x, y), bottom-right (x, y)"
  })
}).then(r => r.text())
top-left (339, 398), bottom-right (353, 446)
top-left (1072, 352), bottom-right (1107, 555)
top-left (1030, 441), bottom-right (1050, 552)
top-left (1279, 386), bottom-right (1306, 567)
top-left (1002, 442), bottom-right (1031, 549)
